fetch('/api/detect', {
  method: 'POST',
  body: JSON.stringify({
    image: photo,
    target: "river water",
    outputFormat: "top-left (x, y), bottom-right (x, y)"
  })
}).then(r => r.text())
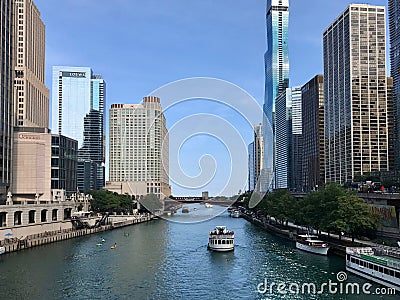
top-left (0, 204), bottom-right (397, 299)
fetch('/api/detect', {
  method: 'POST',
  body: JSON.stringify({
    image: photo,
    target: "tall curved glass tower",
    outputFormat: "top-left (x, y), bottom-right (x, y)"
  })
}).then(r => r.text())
top-left (262, 0), bottom-right (289, 191)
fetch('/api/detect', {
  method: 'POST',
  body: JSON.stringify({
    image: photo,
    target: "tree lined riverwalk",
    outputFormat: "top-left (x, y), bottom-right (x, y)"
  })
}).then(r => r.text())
top-left (240, 208), bottom-right (379, 256)
top-left (243, 184), bottom-right (380, 239)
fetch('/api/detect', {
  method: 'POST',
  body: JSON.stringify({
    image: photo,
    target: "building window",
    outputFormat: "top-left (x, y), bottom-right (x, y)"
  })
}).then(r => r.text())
top-left (41, 210), bottom-right (47, 222)
top-left (14, 211), bottom-right (22, 225)
top-left (28, 210), bottom-right (35, 224)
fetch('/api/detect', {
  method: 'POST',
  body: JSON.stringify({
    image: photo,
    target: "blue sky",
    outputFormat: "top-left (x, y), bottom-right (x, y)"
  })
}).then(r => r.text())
top-left (34, 0), bottom-right (388, 196)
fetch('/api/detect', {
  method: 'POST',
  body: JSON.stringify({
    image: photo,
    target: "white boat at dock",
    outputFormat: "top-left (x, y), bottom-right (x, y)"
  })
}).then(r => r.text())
top-left (208, 226), bottom-right (234, 252)
top-left (296, 234), bottom-right (329, 255)
top-left (346, 247), bottom-right (400, 291)
top-left (230, 210), bottom-right (240, 218)
top-left (0, 246), bottom-right (5, 255)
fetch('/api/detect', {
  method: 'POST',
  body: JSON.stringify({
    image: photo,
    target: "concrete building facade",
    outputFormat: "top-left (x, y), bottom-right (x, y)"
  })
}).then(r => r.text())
top-left (323, 4), bottom-right (389, 184)
top-left (14, 0), bottom-right (49, 128)
top-left (108, 97), bottom-right (170, 199)
top-left (11, 128), bottom-right (78, 200)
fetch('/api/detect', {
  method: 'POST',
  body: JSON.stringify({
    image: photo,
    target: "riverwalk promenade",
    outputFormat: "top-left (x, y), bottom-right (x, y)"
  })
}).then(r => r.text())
top-left (0, 214), bottom-right (157, 254)
top-left (239, 208), bottom-right (380, 257)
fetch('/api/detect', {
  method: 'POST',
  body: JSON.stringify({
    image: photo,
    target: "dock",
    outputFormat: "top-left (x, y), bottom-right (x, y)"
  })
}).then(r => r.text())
top-left (240, 209), bottom-right (378, 257)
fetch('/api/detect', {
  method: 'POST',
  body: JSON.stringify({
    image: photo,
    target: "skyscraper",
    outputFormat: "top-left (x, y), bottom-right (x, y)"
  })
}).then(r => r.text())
top-left (262, 0), bottom-right (289, 191)
top-left (77, 110), bottom-right (103, 191)
top-left (248, 142), bottom-right (255, 191)
top-left (0, 0), bottom-right (15, 199)
top-left (323, 4), bottom-right (389, 184)
top-left (387, 77), bottom-right (395, 171)
top-left (290, 87), bottom-right (302, 191)
top-left (253, 124), bottom-right (264, 192)
top-left (389, 0), bottom-right (400, 170)
top-left (301, 75), bottom-right (325, 191)
top-left (108, 97), bottom-right (170, 200)
top-left (14, 0), bottom-right (49, 128)
top-left (275, 87), bottom-right (301, 189)
top-left (51, 66), bottom-right (106, 190)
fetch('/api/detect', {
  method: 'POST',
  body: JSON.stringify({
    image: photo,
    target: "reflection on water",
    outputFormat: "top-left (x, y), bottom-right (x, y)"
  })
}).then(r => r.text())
top-left (165, 202), bottom-right (227, 223)
top-left (0, 204), bottom-right (396, 299)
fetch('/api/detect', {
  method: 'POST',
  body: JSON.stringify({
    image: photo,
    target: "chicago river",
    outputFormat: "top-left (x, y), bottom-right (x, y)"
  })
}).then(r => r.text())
top-left (0, 204), bottom-right (395, 299)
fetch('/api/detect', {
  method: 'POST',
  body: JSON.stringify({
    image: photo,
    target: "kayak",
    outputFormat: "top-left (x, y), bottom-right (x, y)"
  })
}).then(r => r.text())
top-left (96, 243), bottom-right (102, 246)
top-left (110, 245), bottom-right (117, 249)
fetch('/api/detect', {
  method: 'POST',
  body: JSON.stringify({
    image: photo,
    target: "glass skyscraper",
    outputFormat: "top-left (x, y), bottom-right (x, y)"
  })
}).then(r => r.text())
top-left (51, 66), bottom-right (106, 190)
top-left (389, 0), bottom-right (400, 169)
top-left (262, 0), bottom-right (289, 191)
top-left (275, 87), bottom-right (301, 189)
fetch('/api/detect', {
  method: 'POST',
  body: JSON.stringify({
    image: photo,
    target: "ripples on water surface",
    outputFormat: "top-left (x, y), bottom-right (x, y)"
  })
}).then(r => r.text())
top-left (0, 204), bottom-right (397, 299)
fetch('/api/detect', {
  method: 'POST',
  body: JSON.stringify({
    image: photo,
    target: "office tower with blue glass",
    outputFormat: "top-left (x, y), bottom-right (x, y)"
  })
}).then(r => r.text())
top-left (51, 67), bottom-right (106, 191)
top-left (389, 0), bottom-right (400, 170)
top-left (262, 0), bottom-right (289, 191)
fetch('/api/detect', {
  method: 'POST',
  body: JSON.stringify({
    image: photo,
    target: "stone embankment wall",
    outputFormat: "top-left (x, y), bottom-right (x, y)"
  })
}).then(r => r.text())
top-left (0, 215), bottom-right (155, 254)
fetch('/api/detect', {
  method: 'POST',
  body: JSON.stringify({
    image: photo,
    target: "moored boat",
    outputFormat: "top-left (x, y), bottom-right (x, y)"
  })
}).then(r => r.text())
top-left (208, 226), bottom-right (234, 252)
top-left (296, 234), bottom-right (329, 255)
top-left (346, 247), bottom-right (400, 291)
top-left (0, 246), bottom-right (5, 255)
top-left (231, 210), bottom-right (240, 218)
top-left (182, 206), bottom-right (189, 213)
top-left (205, 203), bottom-right (213, 208)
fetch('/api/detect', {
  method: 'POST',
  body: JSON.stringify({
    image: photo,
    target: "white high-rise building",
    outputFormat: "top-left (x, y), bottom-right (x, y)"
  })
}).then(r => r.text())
top-left (108, 96), bottom-right (170, 200)
top-left (275, 87), bottom-right (302, 189)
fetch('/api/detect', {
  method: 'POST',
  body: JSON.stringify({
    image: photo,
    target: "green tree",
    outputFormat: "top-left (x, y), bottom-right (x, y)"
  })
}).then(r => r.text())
top-left (88, 190), bottom-right (132, 213)
top-left (334, 193), bottom-right (379, 242)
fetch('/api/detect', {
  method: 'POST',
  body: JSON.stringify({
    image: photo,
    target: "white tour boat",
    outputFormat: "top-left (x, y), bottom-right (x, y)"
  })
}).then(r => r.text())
top-left (208, 226), bottom-right (234, 252)
top-left (296, 234), bottom-right (329, 255)
top-left (346, 247), bottom-right (400, 291)
top-left (205, 203), bottom-right (213, 208)
top-left (0, 246), bottom-right (5, 255)
top-left (231, 210), bottom-right (240, 218)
